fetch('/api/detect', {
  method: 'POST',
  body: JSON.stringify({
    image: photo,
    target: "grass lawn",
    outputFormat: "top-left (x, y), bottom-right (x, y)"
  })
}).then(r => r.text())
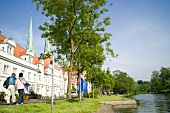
top-left (0, 95), bottom-right (133, 113)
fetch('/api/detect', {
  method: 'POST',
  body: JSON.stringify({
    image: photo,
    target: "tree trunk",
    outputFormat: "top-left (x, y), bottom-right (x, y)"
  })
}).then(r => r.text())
top-left (67, 70), bottom-right (72, 99)
top-left (67, 31), bottom-right (74, 99)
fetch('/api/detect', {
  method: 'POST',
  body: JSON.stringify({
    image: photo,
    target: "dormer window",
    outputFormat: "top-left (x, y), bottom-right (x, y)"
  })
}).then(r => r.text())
top-left (29, 56), bottom-right (31, 63)
top-left (7, 46), bottom-right (12, 54)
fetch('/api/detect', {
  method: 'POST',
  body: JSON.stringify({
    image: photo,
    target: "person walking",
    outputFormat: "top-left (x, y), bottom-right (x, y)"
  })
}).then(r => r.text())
top-left (6, 73), bottom-right (17, 105)
top-left (16, 73), bottom-right (26, 105)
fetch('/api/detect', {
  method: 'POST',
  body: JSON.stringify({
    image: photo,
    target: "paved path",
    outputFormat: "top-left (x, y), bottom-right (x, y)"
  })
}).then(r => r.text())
top-left (0, 99), bottom-right (52, 106)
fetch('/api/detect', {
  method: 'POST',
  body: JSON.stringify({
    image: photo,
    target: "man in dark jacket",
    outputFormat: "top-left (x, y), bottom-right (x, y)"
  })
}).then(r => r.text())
top-left (6, 73), bottom-right (17, 105)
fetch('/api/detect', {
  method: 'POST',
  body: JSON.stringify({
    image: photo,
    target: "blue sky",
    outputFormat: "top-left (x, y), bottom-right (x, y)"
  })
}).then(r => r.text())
top-left (0, 0), bottom-right (170, 81)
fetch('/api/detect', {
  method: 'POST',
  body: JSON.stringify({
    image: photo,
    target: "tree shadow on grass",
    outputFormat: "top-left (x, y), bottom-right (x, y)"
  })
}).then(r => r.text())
top-left (67, 98), bottom-right (79, 103)
top-left (45, 101), bottom-right (56, 105)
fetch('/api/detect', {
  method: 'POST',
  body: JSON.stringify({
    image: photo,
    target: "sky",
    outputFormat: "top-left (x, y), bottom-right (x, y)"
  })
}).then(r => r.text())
top-left (0, 0), bottom-right (170, 81)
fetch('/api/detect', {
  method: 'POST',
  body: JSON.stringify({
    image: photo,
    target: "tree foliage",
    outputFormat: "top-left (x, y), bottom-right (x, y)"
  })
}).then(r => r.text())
top-left (32, 0), bottom-right (115, 99)
top-left (150, 67), bottom-right (170, 93)
top-left (113, 70), bottom-right (136, 94)
top-left (136, 80), bottom-right (150, 94)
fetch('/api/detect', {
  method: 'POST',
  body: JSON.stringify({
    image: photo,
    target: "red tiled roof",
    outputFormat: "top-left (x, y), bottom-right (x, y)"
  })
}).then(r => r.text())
top-left (33, 55), bottom-right (40, 64)
top-left (14, 44), bottom-right (26, 58)
top-left (44, 58), bottom-right (52, 68)
top-left (0, 34), bottom-right (67, 77)
top-left (55, 65), bottom-right (62, 70)
top-left (0, 34), bottom-right (6, 43)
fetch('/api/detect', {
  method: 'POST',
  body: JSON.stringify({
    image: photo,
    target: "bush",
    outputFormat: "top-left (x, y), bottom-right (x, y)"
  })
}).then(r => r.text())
top-left (83, 89), bottom-right (100, 99)
top-left (83, 92), bottom-right (91, 98)
top-left (94, 89), bottom-right (100, 98)
top-left (72, 86), bottom-right (76, 91)
top-left (28, 90), bottom-right (42, 99)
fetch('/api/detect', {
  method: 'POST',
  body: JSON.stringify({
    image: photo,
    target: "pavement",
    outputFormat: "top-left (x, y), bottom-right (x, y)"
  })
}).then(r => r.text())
top-left (0, 99), bottom-right (52, 106)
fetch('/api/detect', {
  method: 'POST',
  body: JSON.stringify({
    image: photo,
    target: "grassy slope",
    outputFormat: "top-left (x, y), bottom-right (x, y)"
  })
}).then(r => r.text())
top-left (0, 95), bottom-right (132, 113)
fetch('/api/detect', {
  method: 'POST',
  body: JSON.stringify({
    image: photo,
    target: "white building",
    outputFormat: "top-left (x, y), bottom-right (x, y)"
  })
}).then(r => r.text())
top-left (0, 17), bottom-right (68, 98)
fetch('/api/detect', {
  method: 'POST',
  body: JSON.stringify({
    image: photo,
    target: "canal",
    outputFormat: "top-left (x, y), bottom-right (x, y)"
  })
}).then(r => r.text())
top-left (113, 94), bottom-right (170, 113)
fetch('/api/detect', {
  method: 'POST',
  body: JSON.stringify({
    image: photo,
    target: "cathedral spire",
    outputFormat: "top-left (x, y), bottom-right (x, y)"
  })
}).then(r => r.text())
top-left (44, 39), bottom-right (51, 54)
top-left (26, 16), bottom-right (34, 52)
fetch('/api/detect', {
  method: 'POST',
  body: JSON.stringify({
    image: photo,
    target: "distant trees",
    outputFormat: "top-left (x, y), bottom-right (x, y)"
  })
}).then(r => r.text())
top-left (85, 67), bottom-right (115, 94)
top-left (150, 67), bottom-right (170, 93)
top-left (88, 66), bottom-right (170, 95)
top-left (86, 69), bottom-right (136, 95)
top-left (136, 80), bottom-right (150, 94)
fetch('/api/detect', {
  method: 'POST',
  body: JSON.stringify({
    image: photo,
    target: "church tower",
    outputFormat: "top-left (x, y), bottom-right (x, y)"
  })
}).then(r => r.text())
top-left (44, 39), bottom-right (51, 54)
top-left (26, 17), bottom-right (34, 52)
top-left (24, 16), bottom-right (34, 63)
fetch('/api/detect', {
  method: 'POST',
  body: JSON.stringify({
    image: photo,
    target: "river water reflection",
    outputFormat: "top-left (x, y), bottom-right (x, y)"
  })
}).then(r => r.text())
top-left (114, 94), bottom-right (170, 113)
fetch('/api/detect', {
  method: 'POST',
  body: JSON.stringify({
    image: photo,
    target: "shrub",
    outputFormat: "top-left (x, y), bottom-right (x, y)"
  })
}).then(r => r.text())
top-left (83, 89), bottom-right (100, 99)
top-left (72, 86), bottom-right (76, 91)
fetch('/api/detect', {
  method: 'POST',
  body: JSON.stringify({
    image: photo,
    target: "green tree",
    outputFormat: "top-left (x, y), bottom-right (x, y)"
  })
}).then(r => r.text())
top-left (150, 67), bottom-right (170, 93)
top-left (102, 68), bottom-right (115, 94)
top-left (32, 0), bottom-right (115, 99)
top-left (136, 80), bottom-right (150, 94)
top-left (113, 70), bottom-right (136, 94)
top-left (137, 80), bottom-right (143, 84)
top-left (160, 67), bottom-right (170, 90)
top-left (150, 77), bottom-right (161, 93)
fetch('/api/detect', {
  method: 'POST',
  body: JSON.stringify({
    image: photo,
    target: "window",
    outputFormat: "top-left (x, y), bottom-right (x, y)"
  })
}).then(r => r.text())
top-left (21, 70), bottom-right (25, 73)
top-left (34, 74), bottom-right (36, 81)
top-left (7, 46), bottom-right (12, 54)
top-left (29, 56), bottom-right (31, 63)
top-left (44, 76), bottom-right (46, 82)
top-left (2, 47), bottom-right (4, 51)
top-left (13, 67), bottom-right (17, 73)
top-left (3, 65), bottom-right (9, 74)
top-left (39, 75), bottom-right (41, 81)
top-left (48, 77), bottom-right (49, 83)
top-left (28, 72), bottom-right (31, 80)
top-left (32, 84), bottom-right (35, 91)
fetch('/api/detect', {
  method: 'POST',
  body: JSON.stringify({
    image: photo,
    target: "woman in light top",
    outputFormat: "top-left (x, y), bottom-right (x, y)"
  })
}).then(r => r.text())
top-left (16, 73), bottom-right (26, 105)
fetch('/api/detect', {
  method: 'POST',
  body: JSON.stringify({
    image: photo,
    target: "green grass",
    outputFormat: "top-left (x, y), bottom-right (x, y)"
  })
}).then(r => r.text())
top-left (0, 95), bottom-right (133, 113)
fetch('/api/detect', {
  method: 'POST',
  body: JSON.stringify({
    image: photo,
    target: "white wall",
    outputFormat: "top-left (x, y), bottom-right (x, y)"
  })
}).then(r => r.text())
top-left (0, 49), bottom-right (68, 98)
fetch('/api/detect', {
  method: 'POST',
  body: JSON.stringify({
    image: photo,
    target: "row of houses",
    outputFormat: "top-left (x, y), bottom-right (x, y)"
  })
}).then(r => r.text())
top-left (0, 17), bottom-right (83, 98)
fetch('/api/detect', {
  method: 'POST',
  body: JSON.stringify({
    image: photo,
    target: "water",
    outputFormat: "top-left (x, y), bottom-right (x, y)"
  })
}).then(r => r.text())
top-left (113, 94), bottom-right (170, 113)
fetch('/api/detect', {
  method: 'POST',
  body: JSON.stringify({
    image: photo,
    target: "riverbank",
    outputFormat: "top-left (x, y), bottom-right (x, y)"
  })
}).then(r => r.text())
top-left (95, 97), bottom-right (138, 113)
top-left (0, 95), bottom-right (134, 113)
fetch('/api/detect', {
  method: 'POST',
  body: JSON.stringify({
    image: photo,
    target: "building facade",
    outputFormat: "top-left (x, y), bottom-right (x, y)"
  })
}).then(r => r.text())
top-left (0, 17), bottom-right (68, 98)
